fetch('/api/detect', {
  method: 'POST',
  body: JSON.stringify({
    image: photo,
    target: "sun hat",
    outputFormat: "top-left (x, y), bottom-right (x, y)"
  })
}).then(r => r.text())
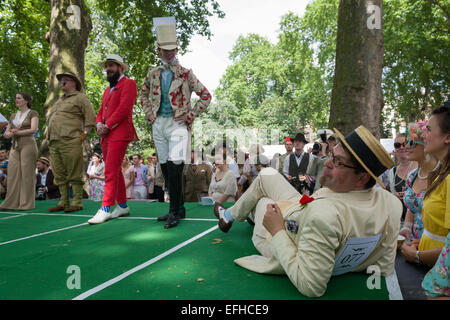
top-left (99, 54), bottom-right (128, 71)
top-left (56, 72), bottom-right (82, 91)
top-left (334, 125), bottom-right (394, 188)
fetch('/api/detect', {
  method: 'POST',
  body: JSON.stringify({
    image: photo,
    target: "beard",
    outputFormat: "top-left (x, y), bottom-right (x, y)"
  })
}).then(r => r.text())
top-left (107, 70), bottom-right (121, 84)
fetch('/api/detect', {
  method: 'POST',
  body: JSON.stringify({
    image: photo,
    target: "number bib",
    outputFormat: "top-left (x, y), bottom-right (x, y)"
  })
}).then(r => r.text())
top-left (332, 234), bottom-right (381, 276)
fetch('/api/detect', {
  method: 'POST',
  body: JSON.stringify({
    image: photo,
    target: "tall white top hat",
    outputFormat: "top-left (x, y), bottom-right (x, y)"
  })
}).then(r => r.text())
top-left (153, 16), bottom-right (178, 50)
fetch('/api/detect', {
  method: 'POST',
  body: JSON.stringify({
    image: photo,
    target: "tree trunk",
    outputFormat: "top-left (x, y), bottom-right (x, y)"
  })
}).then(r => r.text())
top-left (43, 0), bottom-right (92, 195)
top-left (44, 0), bottom-right (91, 114)
top-left (328, 0), bottom-right (384, 138)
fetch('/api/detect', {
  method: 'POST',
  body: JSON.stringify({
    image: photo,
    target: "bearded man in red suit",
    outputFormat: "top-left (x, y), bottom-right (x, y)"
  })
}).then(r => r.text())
top-left (88, 54), bottom-right (138, 225)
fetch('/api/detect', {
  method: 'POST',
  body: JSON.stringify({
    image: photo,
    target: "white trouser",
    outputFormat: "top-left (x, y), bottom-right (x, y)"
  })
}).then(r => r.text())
top-left (230, 167), bottom-right (302, 257)
top-left (153, 116), bottom-right (189, 164)
top-left (133, 185), bottom-right (147, 200)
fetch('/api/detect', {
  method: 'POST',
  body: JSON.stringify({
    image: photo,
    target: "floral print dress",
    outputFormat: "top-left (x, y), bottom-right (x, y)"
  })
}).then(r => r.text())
top-left (88, 162), bottom-right (105, 201)
top-left (422, 232), bottom-right (450, 298)
top-left (403, 168), bottom-right (425, 240)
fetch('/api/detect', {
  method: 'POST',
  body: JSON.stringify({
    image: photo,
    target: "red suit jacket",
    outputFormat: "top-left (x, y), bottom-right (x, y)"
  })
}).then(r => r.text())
top-left (97, 76), bottom-right (138, 142)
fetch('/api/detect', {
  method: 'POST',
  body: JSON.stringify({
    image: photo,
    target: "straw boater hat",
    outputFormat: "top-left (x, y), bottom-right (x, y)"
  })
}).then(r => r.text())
top-left (37, 156), bottom-right (50, 166)
top-left (334, 125), bottom-right (394, 188)
top-left (56, 72), bottom-right (82, 91)
top-left (99, 54), bottom-right (129, 71)
top-left (153, 16), bottom-right (178, 50)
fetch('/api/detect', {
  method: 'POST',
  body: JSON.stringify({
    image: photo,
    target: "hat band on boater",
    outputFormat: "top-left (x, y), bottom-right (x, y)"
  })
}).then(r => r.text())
top-left (343, 130), bottom-right (387, 177)
top-left (158, 41), bottom-right (177, 46)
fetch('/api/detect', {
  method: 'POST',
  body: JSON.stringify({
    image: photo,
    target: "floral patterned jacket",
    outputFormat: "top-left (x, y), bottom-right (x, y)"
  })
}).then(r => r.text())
top-left (140, 63), bottom-right (211, 130)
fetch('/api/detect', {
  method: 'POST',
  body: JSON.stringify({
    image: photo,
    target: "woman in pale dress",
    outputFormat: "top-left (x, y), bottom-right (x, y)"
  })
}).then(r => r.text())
top-left (122, 155), bottom-right (134, 200)
top-left (208, 153), bottom-right (237, 203)
top-left (0, 92), bottom-right (38, 210)
top-left (87, 152), bottom-right (105, 201)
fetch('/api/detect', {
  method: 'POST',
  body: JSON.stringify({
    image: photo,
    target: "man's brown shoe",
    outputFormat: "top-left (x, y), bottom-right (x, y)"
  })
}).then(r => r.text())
top-left (48, 205), bottom-right (66, 212)
top-left (64, 206), bottom-right (83, 213)
top-left (213, 203), bottom-right (223, 219)
top-left (214, 203), bottom-right (233, 233)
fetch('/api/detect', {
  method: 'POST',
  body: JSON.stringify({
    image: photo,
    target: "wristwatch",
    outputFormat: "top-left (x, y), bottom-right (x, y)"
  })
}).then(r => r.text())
top-left (415, 250), bottom-right (422, 265)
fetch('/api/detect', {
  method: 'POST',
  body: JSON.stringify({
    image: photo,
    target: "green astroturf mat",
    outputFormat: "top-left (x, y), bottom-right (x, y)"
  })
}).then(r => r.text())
top-left (0, 200), bottom-right (389, 300)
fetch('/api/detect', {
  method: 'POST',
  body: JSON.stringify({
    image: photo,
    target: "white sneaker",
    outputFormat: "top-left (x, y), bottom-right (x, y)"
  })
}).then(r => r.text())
top-left (88, 209), bottom-right (112, 225)
top-left (111, 206), bottom-right (130, 219)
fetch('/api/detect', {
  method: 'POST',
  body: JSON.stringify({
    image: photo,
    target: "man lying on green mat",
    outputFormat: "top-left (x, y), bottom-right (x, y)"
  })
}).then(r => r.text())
top-left (214, 126), bottom-right (402, 298)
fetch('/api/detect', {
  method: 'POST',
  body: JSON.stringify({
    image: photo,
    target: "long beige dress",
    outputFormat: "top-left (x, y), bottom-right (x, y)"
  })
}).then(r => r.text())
top-left (0, 110), bottom-right (39, 210)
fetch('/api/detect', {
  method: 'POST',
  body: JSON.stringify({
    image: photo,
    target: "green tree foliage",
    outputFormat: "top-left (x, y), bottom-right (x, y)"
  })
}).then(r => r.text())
top-left (216, 0), bottom-right (448, 139)
top-left (194, 99), bottom-right (243, 154)
top-left (0, 0), bottom-right (50, 144)
top-left (215, 1), bottom-right (338, 140)
top-left (0, 0), bottom-right (224, 154)
top-left (383, 0), bottom-right (450, 128)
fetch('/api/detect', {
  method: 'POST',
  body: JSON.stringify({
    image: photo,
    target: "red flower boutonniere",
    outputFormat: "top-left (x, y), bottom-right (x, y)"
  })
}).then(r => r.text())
top-left (299, 195), bottom-right (315, 207)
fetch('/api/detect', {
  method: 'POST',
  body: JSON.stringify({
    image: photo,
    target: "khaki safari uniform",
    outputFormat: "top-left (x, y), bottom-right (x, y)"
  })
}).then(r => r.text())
top-left (46, 91), bottom-right (96, 209)
top-left (183, 163), bottom-right (212, 202)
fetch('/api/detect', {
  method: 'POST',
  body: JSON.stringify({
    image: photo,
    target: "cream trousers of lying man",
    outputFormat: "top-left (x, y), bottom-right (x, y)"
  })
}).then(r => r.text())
top-left (214, 126), bottom-right (402, 298)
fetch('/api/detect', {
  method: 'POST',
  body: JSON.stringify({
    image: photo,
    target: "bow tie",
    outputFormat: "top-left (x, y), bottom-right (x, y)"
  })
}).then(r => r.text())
top-left (159, 63), bottom-right (177, 73)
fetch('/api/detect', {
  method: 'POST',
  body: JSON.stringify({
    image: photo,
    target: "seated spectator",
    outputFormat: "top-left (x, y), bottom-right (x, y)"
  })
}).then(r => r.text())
top-left (122, 155), bottom-right (134, 200)
top-left (399, 122), bottom-right (438, 242)
top-left (401, 103), bottom-right (450, 268)
top-left (183, 150), bottom-right (212, 202)
top-left (421, 232), bottom-right (449, 299)
top-left (217, 142), bottom-right (240, 179)
top-left (0, 148), bottom-right (9, 166)
top-left (36, 156), bottom-right (60, 200)
top-left (87, 152), bottom-right (105, 201)
top-left (387, 133), bottom-right (418, 220)
top-left (209, 153), bottom-right (238, 203)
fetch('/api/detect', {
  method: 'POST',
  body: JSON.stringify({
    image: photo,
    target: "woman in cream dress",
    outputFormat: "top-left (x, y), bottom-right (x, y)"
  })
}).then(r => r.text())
top-left (0, 92), bottom-right (38, 210)
top-left (209, 153), bottom-right (237, 203)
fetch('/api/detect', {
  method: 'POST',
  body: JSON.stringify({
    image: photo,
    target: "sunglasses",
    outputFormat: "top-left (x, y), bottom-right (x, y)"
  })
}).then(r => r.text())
top-left (406, 139), bottom-right (425, 148)
top-left (394, 142), bottom-right (406, 149)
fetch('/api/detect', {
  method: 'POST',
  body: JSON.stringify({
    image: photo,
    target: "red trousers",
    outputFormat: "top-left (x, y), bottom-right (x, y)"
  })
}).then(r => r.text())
top-left (101, 138), bottom-right (129, 207)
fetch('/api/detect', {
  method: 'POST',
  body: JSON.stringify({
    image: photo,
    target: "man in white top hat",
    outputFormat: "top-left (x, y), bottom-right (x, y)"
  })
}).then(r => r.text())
top-left (88, 54), bottom-right (138, 225)
top-left (140, 17), bottom-right (211, 229)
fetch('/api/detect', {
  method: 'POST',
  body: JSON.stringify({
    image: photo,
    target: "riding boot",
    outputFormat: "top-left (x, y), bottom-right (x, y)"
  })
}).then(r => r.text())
top-left (157, 162), bottom-right (170, 221)
top-left (164, 161), bottom-right (184, 229)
